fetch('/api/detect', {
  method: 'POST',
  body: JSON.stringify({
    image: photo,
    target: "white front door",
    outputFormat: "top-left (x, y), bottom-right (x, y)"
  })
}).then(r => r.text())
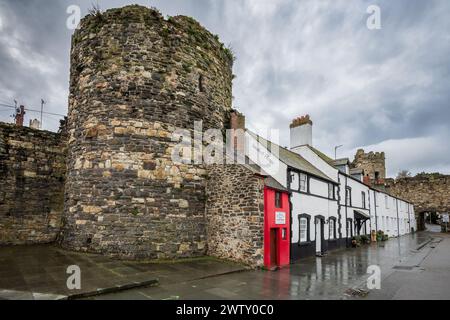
top-left (316, 220), bottom-right (322, 253)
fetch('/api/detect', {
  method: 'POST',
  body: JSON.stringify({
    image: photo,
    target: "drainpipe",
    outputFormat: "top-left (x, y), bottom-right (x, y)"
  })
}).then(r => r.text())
top-left (368, 189), bottom-right (372, 235)
top-left (344, 174), bottom-right (348, 243)
top-left (337, 176), bottom-right (342, 240)
top-left (407, 203), bottom-right (411, 233)
top-left (396, 198), bottom-right (400, 237)
top-left (373, 190), bottom-right (378, 232)
top-left (287, 169), bottom-right (293, 263)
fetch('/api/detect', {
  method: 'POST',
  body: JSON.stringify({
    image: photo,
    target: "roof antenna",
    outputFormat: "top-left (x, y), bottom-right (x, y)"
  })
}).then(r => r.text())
top-left (334, 145), bottom-right (343, 160)
top-left (40, 99), bottom-right (45, 129)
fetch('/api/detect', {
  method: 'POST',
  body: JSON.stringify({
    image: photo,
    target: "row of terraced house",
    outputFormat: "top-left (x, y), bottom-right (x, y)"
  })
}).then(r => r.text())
top-left (223, 112), bottom-right (417, 268)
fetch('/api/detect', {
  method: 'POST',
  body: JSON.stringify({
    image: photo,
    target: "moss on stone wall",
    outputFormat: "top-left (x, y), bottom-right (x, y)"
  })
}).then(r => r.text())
top-left (62, 5), bottom-right (233, 260)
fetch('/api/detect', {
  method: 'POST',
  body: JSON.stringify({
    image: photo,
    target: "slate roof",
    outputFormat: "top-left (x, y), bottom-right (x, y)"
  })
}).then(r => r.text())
top-left (246, 131), bottom-right (335, 183)
top-left (308, 146), bottom-right (335, 165)
top-left (331, 158), bottom-right (350, 167)
top-left (264, 176), bottom-right (288, 192)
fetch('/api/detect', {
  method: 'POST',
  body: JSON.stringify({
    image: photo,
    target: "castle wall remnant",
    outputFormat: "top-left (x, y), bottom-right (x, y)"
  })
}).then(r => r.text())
top-left (352, 149), bottom-right (386, 184)
top-left (386, 174), bottom-right (450, 215)
top-left (0, 123), bottom-right (67, 244)
top-left (61, 5), bottom-right (233, 259)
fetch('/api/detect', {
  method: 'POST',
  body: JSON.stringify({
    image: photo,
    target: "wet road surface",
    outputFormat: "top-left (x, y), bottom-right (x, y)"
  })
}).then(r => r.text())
top-left (425, 223), bottom-right (442, 233)
top-left (89, 232), bottom-right (434, 300)
top-left (358, 233), bottom-right (450, 300)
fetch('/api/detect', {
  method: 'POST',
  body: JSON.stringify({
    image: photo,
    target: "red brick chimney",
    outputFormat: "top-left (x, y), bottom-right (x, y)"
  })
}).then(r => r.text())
top-left (229, 110), bottom-right (246, 157)
top-left (14, 105), bottom-right (26, 127)
top-left (363, 175), bottom-right (371, 187)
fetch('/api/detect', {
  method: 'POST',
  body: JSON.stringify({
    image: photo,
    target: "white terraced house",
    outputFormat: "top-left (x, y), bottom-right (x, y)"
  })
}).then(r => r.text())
top-left (243, 114), bottom-right (416, 263)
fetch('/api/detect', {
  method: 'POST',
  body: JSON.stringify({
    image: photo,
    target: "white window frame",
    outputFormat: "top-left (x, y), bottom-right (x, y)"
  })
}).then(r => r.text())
top-left (290, 172), bottom-right (299, 191)
top-left (299, 217), bottom-right (308, 242)
top-left (329, 219), bottom-right (335, 239)
top-left (328, 183), bottom-right (334, 199)
top-left (299, 173), bottom-right (308, 192)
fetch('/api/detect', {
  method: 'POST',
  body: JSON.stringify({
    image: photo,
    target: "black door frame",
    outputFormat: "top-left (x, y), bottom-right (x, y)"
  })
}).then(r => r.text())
top-left (315, 215), bottom-right (325, 254)
top-left (346, 218), bottom-right (353, 247)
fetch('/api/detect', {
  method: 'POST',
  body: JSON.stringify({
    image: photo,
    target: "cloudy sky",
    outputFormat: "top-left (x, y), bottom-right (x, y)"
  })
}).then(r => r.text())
top-left (0, 0), bottom-right (449, 176)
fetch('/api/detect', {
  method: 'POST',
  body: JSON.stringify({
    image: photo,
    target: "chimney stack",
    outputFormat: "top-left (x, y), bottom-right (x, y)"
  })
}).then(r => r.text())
top-left (290, 114), bottom-right (312, 149)
top-left (14, 105), bottom-right (26, 127)
top-left (229, 110), bottom-right (246, 158)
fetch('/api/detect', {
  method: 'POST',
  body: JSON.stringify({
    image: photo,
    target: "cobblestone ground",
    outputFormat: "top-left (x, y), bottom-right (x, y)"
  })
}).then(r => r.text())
top-left (89, 232), bottom-right (436, 300)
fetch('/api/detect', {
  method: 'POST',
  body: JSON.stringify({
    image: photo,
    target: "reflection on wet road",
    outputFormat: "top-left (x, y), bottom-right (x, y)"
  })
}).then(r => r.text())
top-left (91, 232), bottom-right (431, 300)
top-left (426, 223), bottom-right (442, 233)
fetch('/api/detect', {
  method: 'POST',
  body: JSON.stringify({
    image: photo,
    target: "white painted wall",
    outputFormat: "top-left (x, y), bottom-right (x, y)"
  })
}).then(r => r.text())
top-left (246, 131), bottom-right (288, 187)
top-left (292, 145), bottom-right (339, 183)
top-left (290, 124), bottom-right (312, 148)
top-left (338, 173), bottom-right (371, 238)
top-left (291, 185), bottom-right (339, 243)
top-left (369, 190), bottom-right (413, 238)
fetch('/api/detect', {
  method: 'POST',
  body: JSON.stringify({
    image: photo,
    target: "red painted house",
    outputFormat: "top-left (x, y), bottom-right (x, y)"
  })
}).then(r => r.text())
top-left (263, 178), bottom-right (290, 269)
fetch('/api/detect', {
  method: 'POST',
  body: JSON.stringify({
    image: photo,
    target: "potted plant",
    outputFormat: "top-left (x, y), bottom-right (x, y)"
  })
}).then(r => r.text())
top-left (376, 230), bottom-right (384, 242)
top-left (351, 236), bottom-right (362, 247)
top-left (360, 234), bottom-right (370, 244)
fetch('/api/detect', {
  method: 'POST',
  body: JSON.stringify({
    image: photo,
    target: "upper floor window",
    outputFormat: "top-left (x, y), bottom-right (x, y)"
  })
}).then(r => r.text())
top-left (346, 187), bottom-right (352, 206)
top-left (361, 191), bottom-right (366, 209)
top-left (385, 195), bottom-right (389, 209)
top-left (328, 183), bottom-right (335, 200)
top-left (275, 191), bottom-right (282, 208)
top-left (290, 172), bottom-right (299, 191)
top-left (299, 173), bottom-right (308, 192)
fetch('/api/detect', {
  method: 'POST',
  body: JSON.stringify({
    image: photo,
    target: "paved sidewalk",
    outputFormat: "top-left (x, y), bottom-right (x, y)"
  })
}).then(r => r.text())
top-left (0, 245), bottom-right (246, 300)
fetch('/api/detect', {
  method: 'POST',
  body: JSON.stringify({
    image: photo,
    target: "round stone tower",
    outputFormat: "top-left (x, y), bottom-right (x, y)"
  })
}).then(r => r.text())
top-left (61, 5), bottom-right (233, 259)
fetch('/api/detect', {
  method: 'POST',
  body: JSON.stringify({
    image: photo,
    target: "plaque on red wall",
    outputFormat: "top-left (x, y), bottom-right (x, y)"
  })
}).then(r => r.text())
top-left (275, 212), bottom-right (286, 225)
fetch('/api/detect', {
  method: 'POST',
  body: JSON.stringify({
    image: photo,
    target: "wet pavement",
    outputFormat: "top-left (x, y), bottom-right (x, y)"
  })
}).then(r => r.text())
top-left (88, 232), bottom-right (434, 300)
top-left (1, 232), bottom-right (444, 300)
top-left (0, 245), bottom-right (245, 300)
top-left (425, 223), bottom-right (442, 233)
top-left (358, 233), bottom-right (450, 300)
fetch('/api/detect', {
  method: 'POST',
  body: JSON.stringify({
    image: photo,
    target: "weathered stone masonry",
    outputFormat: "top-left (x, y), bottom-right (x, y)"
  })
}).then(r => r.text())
top-left (206, 164), bottom-right (265, 267)
top-left (386, 174), bottom-right (450, 214)
top-left (0, 123), bottom-right (66, 244)
top-left (60, 5), bottom-right (233, 259)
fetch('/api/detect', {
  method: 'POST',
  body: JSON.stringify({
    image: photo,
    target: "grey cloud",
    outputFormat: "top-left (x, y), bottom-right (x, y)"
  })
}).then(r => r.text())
top-left (0, 0), bottom-right (449, 175)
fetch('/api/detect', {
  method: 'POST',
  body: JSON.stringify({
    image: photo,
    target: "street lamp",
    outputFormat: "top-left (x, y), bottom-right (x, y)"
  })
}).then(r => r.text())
top-left (334, 145), bottom-right (343, 160)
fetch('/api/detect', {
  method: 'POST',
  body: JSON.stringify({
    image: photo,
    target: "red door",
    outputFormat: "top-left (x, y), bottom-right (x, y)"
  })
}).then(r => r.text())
top-left (270, 229), bottom-right (278, 267)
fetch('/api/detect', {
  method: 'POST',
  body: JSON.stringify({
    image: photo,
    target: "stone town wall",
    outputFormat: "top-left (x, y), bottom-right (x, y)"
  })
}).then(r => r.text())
top-left (61, 5), bottom-right (233, 259)
top-left (386, 174), bottom-right (450, 214)
top-left (205, 164), bottom-right (265, 267)
top-left (0, 122), bottom-right (66, 244)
